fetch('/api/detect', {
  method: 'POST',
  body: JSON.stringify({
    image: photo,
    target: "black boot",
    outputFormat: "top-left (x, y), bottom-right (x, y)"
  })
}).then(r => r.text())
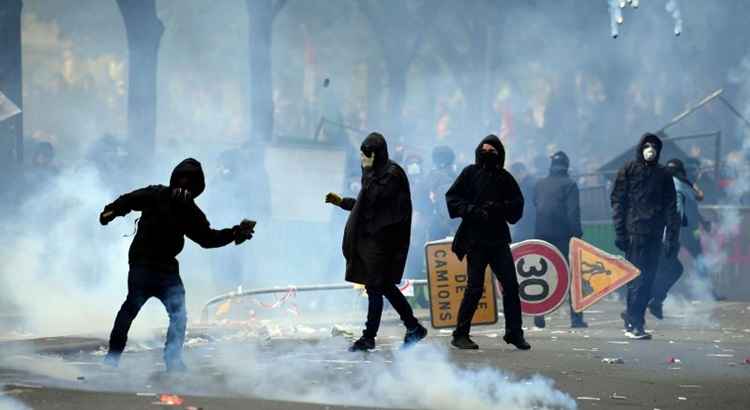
top-left (348, 336), bottom-right (375, 352)
top-left (403, 323), bottom-right (428, 347)
top-left (503, 333), bottom-right (531, 350)
top-left (648, 302), bottom-right (664, 320)
top-left (450, 334), bottom-right (479, 350)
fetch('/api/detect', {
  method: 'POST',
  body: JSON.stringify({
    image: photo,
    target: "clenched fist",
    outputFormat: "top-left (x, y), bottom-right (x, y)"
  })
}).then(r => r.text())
top-left (325, 192), bottom-right (343, 206)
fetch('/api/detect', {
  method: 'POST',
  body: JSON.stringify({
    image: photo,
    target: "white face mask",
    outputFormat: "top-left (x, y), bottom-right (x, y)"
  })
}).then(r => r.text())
top-left (360, 151), bottom-right (375, 169)
top-left (406, 163), bottom-right (421, 175)
top-left (643, 146), bottom-right (657, 162)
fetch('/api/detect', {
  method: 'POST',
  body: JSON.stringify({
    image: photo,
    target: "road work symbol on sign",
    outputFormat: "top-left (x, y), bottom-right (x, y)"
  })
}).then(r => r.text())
top-left (509, 240), bottom-right (571, 316)
top-left (425, 238), bottom-right (498, 329)
top-left (569, 237), bottom-right (640, 312)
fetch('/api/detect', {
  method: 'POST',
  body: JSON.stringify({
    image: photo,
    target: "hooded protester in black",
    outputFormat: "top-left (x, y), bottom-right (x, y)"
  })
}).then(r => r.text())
top-left (100, 158), bottom-right (254, 371)
top-left (532, 150), bottom-right (586, 328)
top-left (327, 133), bottom-right (426, 351)
top-left (444, 135), bottom-right (529, 350)
top-left (610, 133), bottom-right (680, 339)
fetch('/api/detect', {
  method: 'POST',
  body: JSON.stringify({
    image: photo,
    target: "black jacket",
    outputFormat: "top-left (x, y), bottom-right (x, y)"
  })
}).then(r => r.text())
top-left (339, 133), bottom-right (412, 285)
top-left (533, 169), bottom-right (583, 241)
top-left (445, 135), bottom-right (524, 260)
top-left (610, 133), bottom-right (680, 243)
top-left (103, 158), bottom-right (235, 273)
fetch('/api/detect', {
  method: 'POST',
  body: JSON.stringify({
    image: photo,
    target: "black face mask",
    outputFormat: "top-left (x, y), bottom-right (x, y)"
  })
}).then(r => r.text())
top-left (479, 151), bottom-right (498, 169)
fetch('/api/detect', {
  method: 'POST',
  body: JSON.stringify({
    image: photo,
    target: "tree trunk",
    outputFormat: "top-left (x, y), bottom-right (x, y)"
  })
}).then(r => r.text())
top-left (117, 0), bottom-right (163, 165)
top-left (0, 0), bottom-right (24, 169)
top-left (246, 0), bottom-right (274, 143)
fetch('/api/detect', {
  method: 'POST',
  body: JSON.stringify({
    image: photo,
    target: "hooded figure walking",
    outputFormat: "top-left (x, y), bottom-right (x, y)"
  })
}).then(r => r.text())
top-left (99, 158), bottom-right (255, 371)
top-left (611, 133), bottom-right (680, 340)
top-left (326, 132), bottom-right (428, 352)
top-left (445, 135), bottom-right (530, 350)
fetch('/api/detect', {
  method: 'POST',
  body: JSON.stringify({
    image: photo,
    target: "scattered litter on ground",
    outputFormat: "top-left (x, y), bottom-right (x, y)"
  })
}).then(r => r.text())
top-left (607, 341), bottom-right (629, 345)
top-left (677, 396), bottom-right (687, 401)
top-left (706, 353), bottom-right (734, 358)
top-left (610, 393), bottom-right (627, 400)
top-left (485, 333), bottom-right (498, 338)
top-left (137, 392), bottom-right (157, 397)
top-left (679, 385), bottom-right (702, 389)
top-left (667, 356), bottom-right (682, 364)
top-left (576, 396), bottom-right (601, 401)
top-left (602, 357), bottom-right (624, 364)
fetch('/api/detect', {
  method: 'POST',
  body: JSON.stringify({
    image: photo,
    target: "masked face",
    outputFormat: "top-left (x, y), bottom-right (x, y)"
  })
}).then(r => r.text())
top-left (406, 162), bottom-right (421, 175)
top-left (360, 150), bottom-right (375, 169)
top-left (479, 144), bottom-right (499, 168)
top-left (642, 143), bottom-right (658, 162)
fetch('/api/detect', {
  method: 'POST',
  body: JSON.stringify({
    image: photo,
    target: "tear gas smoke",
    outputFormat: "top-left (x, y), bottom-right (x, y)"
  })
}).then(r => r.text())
top-left (665, 0), bottom-right (683, 36)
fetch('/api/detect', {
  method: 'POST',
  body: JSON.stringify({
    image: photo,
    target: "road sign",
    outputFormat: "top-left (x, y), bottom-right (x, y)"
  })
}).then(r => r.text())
top-left (569, 237), bottom-right (640, 312)
top-left (509, 240), bottom-right (571, 316)
top-left (425, 239), bottom-right (498, 329)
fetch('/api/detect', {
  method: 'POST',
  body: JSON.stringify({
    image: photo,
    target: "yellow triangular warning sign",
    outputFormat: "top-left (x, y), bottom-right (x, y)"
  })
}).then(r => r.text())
top-left (569, 238), bottom-right (640, 312)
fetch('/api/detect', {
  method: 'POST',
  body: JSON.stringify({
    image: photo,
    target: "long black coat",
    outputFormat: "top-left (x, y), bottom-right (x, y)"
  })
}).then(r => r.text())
top-left (339, 134), bottom-right (412, 286)
top-left (533, 169), bottom-right (583, 241)
top-left (610, 133), bottom-right (680, 243)
top-left (446, 135), bottom-right (524, 260)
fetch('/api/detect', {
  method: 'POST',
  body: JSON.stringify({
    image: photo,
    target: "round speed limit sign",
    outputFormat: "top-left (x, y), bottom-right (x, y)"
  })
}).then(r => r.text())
top-left (508, 240), bottom-right (570, 316)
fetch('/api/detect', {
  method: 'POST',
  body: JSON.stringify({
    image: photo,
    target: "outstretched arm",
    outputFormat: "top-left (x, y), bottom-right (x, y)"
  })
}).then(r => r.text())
top-left (184, 204), bottom-right (235, 249)
top-left (100, 186), bottom-right (157, 225)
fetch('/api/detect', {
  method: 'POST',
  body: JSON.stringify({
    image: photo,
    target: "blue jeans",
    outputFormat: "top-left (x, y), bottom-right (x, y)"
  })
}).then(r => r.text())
top-left (108, 265), bottom-right (187, 365)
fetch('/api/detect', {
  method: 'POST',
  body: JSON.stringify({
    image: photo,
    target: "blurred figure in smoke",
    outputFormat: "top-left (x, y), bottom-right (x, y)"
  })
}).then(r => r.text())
top-left (99, 158), bottom-right (255, 371)
top-left (25, 141), bottom-right (59, 192)
top-left (87, 134), bottom-right (130, 192)
top-left (611, 133), bottom-right (680, 340)
top-left (649, 158), bottom-right (712, 318)
top-left (509, 162), bottom-right (536, 242)
top-left (405, 153), bottom-right (429, 279)
top-left (446, 135), bottom-right (530, 351)
top-left (326, 132), bottom-right (427, 352)
top-left (427, 145), bottom-right (458, 240)
top-left (530, 151), bottom-right (587, 329)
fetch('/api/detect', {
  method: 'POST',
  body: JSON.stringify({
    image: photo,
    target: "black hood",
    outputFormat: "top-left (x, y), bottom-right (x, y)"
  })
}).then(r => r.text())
top-left (474, 134), bottom-right (505, 169)
top-left (361, 132), bottom-right (389, 170)
top-left (636, 132), bottom-right (663, 163)
top-left (550, 150), bottom-right (570, 175)
top-left (170, 158), bottom-right (206, 198)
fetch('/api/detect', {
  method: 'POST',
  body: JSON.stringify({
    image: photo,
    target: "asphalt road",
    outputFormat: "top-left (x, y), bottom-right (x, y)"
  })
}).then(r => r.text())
top-left (2, 299), bottom-right (749, 410)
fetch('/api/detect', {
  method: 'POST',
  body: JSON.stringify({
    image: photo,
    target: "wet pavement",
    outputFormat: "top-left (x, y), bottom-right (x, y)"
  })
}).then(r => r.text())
top-left (2, 299), bottom-right (749, 409)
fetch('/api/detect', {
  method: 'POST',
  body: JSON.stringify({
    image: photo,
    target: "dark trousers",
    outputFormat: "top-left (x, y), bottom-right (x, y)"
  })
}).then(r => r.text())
top-left (651, 253), bottom-right (684, 306)
top-left (535, 237), bottom-right (584, 323)
top-left (454, 241), bottom-right (523, 337)
top-left (108, 266), bottom-right (187, 364)
top-left (624, 236), bottom-right (661, 329)
top-left (363, 283), bottom-right (419, 339)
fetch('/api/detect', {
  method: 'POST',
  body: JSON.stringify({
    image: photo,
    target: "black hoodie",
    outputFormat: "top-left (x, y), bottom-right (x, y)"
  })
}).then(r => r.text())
top-left (103, 158), bottom-right (235, 273)
top-left (445, 135), bottom-right (524, 259)
top-left (610, 133), bottom-right (680, 242)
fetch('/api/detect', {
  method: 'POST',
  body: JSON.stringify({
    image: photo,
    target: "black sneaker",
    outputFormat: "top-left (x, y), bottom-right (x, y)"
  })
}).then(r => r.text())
top-left (450, 335), bottom-right (479, 350)
top-left (620, 311), bottom-right (633, 332)
top-left (503, 334), bottom-right (531, 350)
top-left (625, 328), bottom-right (652, 340)
top-left (533, 316), bottom-right (546, 328)
top-left (570, 320), bottom-right (589, 329)
top-left (165, 359), bottom-right (188, 373)
top-left (348, 336), bottom-right (375, 352)
top-left (403, 324), bottom-right (428, 347)
top-left (648, 303), bottom-right (664, 320)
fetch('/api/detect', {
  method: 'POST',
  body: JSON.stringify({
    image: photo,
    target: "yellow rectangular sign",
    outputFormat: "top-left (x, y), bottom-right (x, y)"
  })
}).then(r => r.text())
top-left (425, 239), bottom-right (498, 329)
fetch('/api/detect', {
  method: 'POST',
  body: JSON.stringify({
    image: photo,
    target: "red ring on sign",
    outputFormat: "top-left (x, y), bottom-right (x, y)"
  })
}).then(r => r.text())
top-left (511, 240), bottom-right (570, 316)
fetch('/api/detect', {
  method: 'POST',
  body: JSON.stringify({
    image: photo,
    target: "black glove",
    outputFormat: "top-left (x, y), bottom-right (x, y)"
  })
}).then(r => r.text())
top-left (663, 241), bottom-right (679, 258)
top-left (172, 187), bottom-right (192, 203)
top-left (614, 236), bottom-right (630, 252)
top-left (99, 208), bottom-right (116, 226)
top-left (482, 200), bottom-right (504, 214)
top-left (233, 219), bottom-right (255, 245)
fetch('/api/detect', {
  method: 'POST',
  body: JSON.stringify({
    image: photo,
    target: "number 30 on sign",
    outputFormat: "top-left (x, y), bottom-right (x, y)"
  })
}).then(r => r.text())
top-left (507, 240), bottom-right (571, 316)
